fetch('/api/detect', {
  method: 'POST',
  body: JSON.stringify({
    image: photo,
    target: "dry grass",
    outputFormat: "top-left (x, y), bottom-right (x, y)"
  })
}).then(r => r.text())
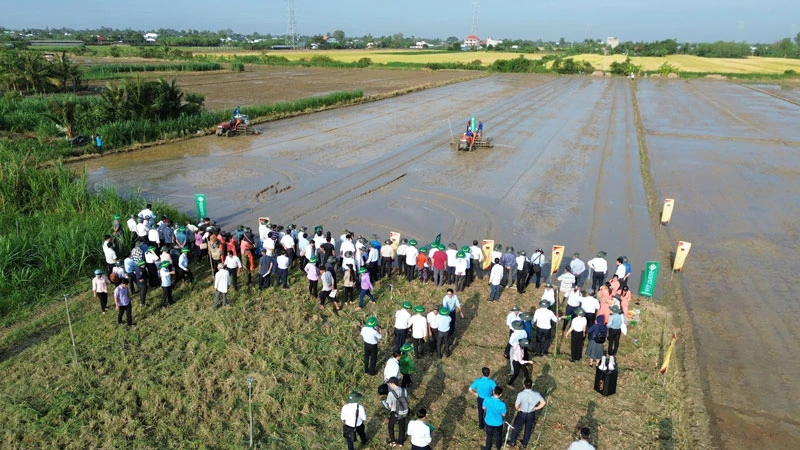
top-left (0, 261), bottom-right (704, 449)
top-left (574, 54), bottom-right (800, 73)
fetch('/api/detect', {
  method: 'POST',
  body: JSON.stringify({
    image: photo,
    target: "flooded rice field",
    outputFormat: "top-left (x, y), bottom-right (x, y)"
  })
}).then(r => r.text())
top-left (80, 75), bottom-right (800, 449)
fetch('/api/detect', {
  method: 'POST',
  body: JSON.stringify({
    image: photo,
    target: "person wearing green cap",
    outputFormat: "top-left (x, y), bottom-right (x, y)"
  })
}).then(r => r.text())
top-left (404, 240), bottom-right (419, 282)
top-left (178, 247), bottom-right (193, 284)
top-left (92, 269), bottom-right (110, 313)
top-left (133, 259), bottom-right (148, 305)
top-left (360, 317), bottom-right (382, 375)
top-left (158, 260), bottom-right (175, 309)
top-left (399, 343), bottom-right (416, 388)
top-left (454, 251), bottom-right (468, 292)
top-left (435, 307), bottom-right (453, 358)
top-left (416, 247), bottom-right (430, 283)
top-left (431, 242), bottom-right (447, 286)
top-left (409, 305), bottom-right (428, 358)
top-left (393, 301), bottom-right (413, 353)
top-left (564, 307), bottom-right (588, 362)
top-left (341, 390), bottom-right (368, 450)
top-left (357, 267), bottom-right (375, 309)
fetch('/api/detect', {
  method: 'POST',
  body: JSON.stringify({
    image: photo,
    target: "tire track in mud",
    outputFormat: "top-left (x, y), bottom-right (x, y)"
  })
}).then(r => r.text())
top-left (646, 131), bottom-right (800, 147)
top-left (683, 80), bottom-right (770, 137)
top-left (736, 83), bottom-right (800, 108)
top-left (409, 188), bottom-right (500, 239)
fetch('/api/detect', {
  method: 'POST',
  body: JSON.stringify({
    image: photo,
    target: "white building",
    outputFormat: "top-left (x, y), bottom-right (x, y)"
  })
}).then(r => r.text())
top-left (606, 36), bottom-right (619, 49)
top-left (144, 32), bottom-right (158, 43)
top-left (485, 37), bottom-right (503, 48)
top-left (463, 34), bottom-right (479, 47)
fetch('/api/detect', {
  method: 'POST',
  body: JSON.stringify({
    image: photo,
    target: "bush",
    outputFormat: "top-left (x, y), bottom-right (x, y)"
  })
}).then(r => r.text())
top-left (231, 62), bottom-right (245, 72)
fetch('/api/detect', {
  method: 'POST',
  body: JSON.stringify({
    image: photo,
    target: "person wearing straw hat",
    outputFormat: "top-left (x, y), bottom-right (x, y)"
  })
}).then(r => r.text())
top-left (532, 300), bottom-right (559, 357)
top-left (394, 301), bottom-right (413, 352)
top-left (341, 390), bottom-right (368, 450)
top-left (564, 307), bottom-right (588, 362)
top-left (587, 251), bottom-right (608, 292)
top-left (507, 379), bottom-right (546, 448)
top-left (357, 267), bottom-right (375, 310)
top-left (361, 316), bottom-right (382, 375)
top-left (507, 338), bottom-right (533, 386)
top-left (410, 305), bottom-right (428, 358)
top-left (92, 269), bottom-right (110, 313)
top-left (435, 307), bottom-right (453, 358)
top-left (158, 260), bottom-right (175, 309)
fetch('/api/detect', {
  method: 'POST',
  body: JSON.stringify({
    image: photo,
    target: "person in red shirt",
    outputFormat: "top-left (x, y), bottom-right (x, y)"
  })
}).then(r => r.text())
top-left (432, 246), bottom-right (448, 287)
top-left (416, 247), bottom-right (431, 284)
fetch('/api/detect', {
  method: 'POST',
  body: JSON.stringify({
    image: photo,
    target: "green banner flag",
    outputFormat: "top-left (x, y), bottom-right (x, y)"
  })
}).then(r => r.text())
top-left (194, 194), bottom-right (207, 219)
top-left (639, 261), bottom-right (660, 297)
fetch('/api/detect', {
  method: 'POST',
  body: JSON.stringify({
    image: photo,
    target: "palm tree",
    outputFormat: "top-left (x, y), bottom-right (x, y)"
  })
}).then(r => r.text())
top-left (19, 52), bottom-right (54, 94)
top-left (43, 96), bottom-right (84, 139)
top-left (50, 51), bottom-right (83, 92)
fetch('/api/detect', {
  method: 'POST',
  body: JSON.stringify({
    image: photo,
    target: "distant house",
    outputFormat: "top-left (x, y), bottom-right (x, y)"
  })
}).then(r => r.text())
top-left (606, 36), bottom-right (619, 49)
top-left (144, 32), bottom-right (158, 43)
top-left (485, 37), bottom-right (503, 48)
top-left (463, 34), bottom-right (479, 47)
top-left (412, 41), bottom-right (429, 49)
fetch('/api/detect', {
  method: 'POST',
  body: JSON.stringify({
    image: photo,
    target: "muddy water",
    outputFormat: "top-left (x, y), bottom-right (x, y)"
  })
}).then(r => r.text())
top-left (638, 79), bottom-right (800, 449)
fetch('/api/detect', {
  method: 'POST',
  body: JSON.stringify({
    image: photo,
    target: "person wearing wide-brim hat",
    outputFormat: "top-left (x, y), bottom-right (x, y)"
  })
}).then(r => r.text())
top-left (532, 300), bottom-right (559, 357)
top-left (409, 305), bottom-right (427, 358)
top-left (435, 307), bottom-right (453, 358)
top-left (357, 266), bottom-right (375, 310)
top-left (341, 390), bottom-right (368, 449)
top-left (587, 251), bottom-right (608, 292)
top-left (393, 301), bottom-right (413, 353)
top-left (564, 307), bottom-right (588, 362)
top-left (607, 304), bottom-right (625, 357)
top-left (360, 317), bottom-right (382, 375)
top-left (399, 343), bottom-right (417, 388)
top-left (508, 337), bottom-right (534, 386)
top-left (380, 238), bottom-right (395, 278)
top-left (158, 259), bottom-right (176, 309)
top-left (541, 283), bottom-right (556, 309)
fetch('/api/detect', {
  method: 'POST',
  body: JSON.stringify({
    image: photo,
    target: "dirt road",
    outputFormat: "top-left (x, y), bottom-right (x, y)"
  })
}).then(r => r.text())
top-left (79, 75), bottom-right (800, 448)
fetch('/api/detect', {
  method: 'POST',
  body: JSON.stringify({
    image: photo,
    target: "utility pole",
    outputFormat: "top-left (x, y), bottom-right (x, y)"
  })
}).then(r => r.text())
top-left (286, 0), bottom-right (298, 48)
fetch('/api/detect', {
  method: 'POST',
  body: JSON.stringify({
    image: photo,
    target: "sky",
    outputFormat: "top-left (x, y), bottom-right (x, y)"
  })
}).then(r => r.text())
top-left (2, 0), bottom-right (798, 43)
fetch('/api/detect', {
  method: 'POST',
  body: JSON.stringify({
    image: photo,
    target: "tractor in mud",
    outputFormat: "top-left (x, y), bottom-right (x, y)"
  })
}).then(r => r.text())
top-left (216, 114), bottom-right (260, 137)
top-left (450, 116), bottom-right (492, 151)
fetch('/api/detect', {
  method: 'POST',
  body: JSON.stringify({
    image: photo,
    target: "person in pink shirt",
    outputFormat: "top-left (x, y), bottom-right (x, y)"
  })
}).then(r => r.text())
top-left (619, 285), bottom-right (632, 315)
top-left (608, 275), bottom-right (621, 296)
top-left (92, 269), bottom-right (110, 313)
top-left (305, 257), bottom-right (320, 298)
top-left (357, 267), bottom-right (375, 310)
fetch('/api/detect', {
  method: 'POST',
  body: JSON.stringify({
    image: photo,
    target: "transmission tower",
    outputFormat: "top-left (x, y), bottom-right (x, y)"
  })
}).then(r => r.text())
top-left (286, 0), bottom-right (298, 48)
top-left (471, 2), bottom-right (479, 35)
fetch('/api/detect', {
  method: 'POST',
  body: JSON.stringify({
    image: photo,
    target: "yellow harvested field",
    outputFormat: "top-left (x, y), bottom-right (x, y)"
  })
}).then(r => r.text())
top-left (189, 48), bottom-right (800, 74)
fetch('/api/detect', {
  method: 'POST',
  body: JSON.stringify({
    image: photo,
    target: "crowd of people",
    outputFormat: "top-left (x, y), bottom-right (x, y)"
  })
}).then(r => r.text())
top-left (97, 207), bottom-right (638, 449)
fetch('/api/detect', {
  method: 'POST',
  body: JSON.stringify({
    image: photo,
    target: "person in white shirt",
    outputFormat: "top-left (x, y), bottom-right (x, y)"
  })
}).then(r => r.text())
top-left (442, 289), bottom-right (464, 338)
top-left (279, 232), bottom-right (295, 266)
top-left (580, 289), bottom-right (600, 330)
top-left (393, 301), bottom-right (413, 353)
top-left (488, 258), bottom-right (504, 301)
top-left (340, 234), bottom-right (356, 260)
top-left (568, 427), bottom-right (596, 450)
top-left (409, 305), bottom-right (428, 358)
top-left (564, 307), bottom-right (588, 362)
top-left (276, 252), bottom-right (290, 288)
top-left (147, 227), bottom-right (160, 248)
top-left (563, 286), bottom-right (583, 331)
top-left (435, 307), bottom-right (453, 358)
top-left (454, 251), bottom-right (468, 292)
top-left (406, 408), bottom-right (433, 449)
top-left (213, 263), bottom-right (230, 309)
top-left (360, 316), bottom-right (382, 375)
top-left (102, 237), bottom-right (118, 274)
top-left (426, 305), bottom-right (439, 355)
top-left (587, 251), bottom-right (608, 292)
top-left (540, 283), bottom-right (556, 308)
top-left (469, 240), bottom-right (483, 282)
top-left (341, 391), bottom-right (368, 449)
top-left (445, 244), bottom-right (458, 285)
top-left (384, 352), bottom-right (401, 382)
top-left (532, 300), bottom-right (559, 357)
top-left (224, 250), bottom-right (242, 291)
top-left (396, 239), bottom-right (408, 273)
top-left (529, 248), bottom-right (546, 289)
top-left (137, 204), bottom-right (154, 222)
top-left (126, 214), bottom-right (137, 234)
top-left (296, 232), bottom-right (309, 260)
top-left (404, 241), bottom-right (419, 282)
top-left (508, 320), bottom-right (528, 375)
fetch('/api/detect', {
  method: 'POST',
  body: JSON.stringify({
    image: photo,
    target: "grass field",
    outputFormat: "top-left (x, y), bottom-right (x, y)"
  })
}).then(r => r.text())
top-left (186, 47), bottom-right (800, 74)
top-left (0, 258), bottom-right (705, 449)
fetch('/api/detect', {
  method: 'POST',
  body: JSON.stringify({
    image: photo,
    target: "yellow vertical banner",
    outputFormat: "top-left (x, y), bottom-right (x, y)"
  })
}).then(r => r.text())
top-left (481, 239), bottom-right (494, 270)
top-left (389, 232), bottom-right (401, 250)
top-left (551, 245), bottom-right (565, 275)
top-left (673, 241), bottom-right (692, 272)
top-left (661, 198), bottom-right (675, 224)
top-left (659, 333), bottom-right (678, 374)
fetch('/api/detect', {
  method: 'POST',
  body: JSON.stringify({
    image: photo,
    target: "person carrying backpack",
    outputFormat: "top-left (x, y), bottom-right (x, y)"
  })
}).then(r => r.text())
top-left (385, 377), bottom-right (409, 447)
top-left (585, 315), bottom-right (608, 368)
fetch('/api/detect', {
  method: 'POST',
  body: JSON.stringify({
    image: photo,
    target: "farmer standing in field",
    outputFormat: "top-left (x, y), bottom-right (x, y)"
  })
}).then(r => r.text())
top-left (360, 316), bottom-right (381, 375)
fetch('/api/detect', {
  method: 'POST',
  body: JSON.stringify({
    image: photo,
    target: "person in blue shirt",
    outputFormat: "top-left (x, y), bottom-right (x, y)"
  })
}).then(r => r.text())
top-left (607, 305), bottom-right (624, 356)
top-left (477, 121), bottom-right (484, 136)
top-left (482, 386), bottom-right (507, 450)
top-left (95, 135), bottom-right (103, 154)
top-left (469, 367), bottom-right (497, 430)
